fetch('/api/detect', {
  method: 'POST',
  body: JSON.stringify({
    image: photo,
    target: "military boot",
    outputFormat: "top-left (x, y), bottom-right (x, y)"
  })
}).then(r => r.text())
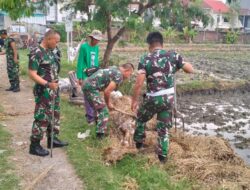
top-left (5, 86), bottom-right (14, 91)
top-left (29, 141), bottom-right (49, 157)
top-left (158, 155), bottom-right (167, 163)
top-left (12, 86), bottom-right (20, 92)
top-left (47, 136), bottom-right (69, 148)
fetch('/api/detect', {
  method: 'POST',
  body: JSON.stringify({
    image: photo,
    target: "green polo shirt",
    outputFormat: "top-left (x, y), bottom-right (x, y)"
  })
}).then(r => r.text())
top-left (77, 42), bottom-right (99, 80)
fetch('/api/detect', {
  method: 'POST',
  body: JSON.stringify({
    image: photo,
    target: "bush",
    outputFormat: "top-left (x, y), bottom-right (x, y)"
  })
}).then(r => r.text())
top-left (225, 30), bottom-right (240, 44)
top-left (117, 40), bottom-right (128, 48)
top-left (50, 24), bottom-right (67, 42)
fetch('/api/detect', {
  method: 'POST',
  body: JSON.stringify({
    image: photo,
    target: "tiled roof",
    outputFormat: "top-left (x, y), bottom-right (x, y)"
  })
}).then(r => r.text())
top-left (203, 0), bottom-right (229, 13)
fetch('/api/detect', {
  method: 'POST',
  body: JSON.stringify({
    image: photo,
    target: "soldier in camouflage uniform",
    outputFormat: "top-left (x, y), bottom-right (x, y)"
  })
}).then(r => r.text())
top-left (83, 63), bottom-right (134, 139)
top-left (28, 29), bottom-right (68, 157)
top-left (0, 29), bottom-right (20, 92)
top-left (131, 32), bottom-right (193, 163)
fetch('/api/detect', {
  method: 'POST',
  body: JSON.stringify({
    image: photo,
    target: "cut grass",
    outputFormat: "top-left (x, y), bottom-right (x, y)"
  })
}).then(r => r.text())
top-left (60, 98), bottom-right (193, 190)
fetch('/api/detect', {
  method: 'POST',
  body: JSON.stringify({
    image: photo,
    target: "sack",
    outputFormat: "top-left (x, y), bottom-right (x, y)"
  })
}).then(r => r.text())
top-left (85, 66), bottom-right (99, 77)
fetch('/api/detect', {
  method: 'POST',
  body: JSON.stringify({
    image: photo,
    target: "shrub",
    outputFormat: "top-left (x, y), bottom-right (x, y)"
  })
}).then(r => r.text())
top-left (225, 30), bottom-right (240, 44)
top-left (50, 24), bottom-right (67, 42)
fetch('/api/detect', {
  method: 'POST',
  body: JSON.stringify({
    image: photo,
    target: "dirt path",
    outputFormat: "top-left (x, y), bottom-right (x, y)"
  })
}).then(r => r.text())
top-left (0, 55), bottom-right (83, 190)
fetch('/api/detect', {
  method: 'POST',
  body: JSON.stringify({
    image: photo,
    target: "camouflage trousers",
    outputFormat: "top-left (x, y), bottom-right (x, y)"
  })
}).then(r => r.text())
top-left (83, 89), bottom-right (109, 134)
top-left (30, 86), bottom-right (60, 142)
top-left (134, 94), bottom-right (174, 157)
top-left (7, 59), bottom-right (20, 88)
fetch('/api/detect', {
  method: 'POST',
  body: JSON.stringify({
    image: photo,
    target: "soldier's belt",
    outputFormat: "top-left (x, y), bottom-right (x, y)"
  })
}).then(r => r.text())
top-left (84, 67), bottom-right (99, 77)
top-left (146, 87), bottom-right (174, 97)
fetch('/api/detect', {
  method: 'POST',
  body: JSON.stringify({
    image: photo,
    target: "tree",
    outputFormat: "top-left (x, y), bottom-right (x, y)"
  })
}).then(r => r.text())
top-left (60, 0), bottom-right (93, 21)
top-left (157, 0), bottom-right (210, 30)
top-left (0, 0), bottom-right (56, 20)
top-left (1, 0), bottom-right (211, 66)
top-left (225, 0), bottom-right (241, 30)
top-left (81, 0), bottom-right (206, 66)
top-left (92, 0), bottom-right (171, 67)
top-left (0, 0), bottom-right (34, 20)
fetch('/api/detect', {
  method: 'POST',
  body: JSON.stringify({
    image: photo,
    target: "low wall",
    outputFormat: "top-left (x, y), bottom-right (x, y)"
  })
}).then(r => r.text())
top-left (194, 31), bottom-right (250, 44)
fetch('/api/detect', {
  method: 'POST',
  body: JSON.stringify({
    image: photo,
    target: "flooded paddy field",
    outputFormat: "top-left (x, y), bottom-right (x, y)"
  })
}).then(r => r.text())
top-left (178, 91), bottom-right (250, 164)
top-left (177, 49), bottom-right (250, 165)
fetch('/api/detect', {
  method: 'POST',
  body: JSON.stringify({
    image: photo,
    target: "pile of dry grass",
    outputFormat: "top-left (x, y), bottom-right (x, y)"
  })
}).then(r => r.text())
top-left (103, 96), bottom-right (250, 189)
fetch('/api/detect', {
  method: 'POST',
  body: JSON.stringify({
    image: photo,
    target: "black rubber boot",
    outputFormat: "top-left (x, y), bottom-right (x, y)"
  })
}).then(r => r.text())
top-left (5, 86), bottom-right (14, 91)
top-left (96, 133), bottom-right (105, 140)
top-left (29, 141), bottom-right (49, 157)
top-left (135, 142), bottom-right (144, 149)
top-left (158, 155), bottom-right (167, 163)
top-left (47, 136), bottom-right (69, 148)
top-left (12, 87), bottom-right (20, 92)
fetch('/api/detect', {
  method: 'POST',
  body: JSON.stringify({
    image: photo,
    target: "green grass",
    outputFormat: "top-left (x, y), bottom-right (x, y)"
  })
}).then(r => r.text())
top-left (0, 106), bottom-right (19, 190)
top-left (0, 123), bottom-right (19, 190)
top-left (18, 49), bottom-right (29, 77)
top-left (177, 79), bottom-right (248, 93)
top-left (177, 80), bottom-right (215, 92)
top-left (18, 46), bottom-right (76, 78)
top-left (60, 98), bottom-right (193, 190)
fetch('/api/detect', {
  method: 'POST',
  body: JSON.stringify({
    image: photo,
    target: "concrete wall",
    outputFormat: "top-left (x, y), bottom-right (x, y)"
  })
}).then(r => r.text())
top-left (194, 30), bottom-right (250, 44)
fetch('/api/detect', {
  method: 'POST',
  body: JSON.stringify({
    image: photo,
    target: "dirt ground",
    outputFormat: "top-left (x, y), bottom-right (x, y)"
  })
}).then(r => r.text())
top-left (0, 55), bottom-right (83, 190)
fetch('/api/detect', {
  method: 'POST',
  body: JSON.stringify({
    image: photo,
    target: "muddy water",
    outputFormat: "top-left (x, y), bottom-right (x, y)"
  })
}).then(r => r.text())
top-left (177, 92), bottom-right (250, 164)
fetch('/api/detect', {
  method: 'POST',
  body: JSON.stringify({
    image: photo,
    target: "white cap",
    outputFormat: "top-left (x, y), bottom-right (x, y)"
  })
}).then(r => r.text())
top-left (89, 30), bottom-right (102, 41)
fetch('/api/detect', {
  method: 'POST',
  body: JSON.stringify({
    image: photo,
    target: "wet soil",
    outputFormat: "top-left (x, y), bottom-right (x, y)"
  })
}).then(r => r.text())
top-left (178, 88), bottom-right (250, 164)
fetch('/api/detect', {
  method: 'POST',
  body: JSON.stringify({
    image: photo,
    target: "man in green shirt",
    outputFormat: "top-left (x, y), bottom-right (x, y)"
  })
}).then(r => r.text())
top-left (77, 30), bottom-right (102, 124)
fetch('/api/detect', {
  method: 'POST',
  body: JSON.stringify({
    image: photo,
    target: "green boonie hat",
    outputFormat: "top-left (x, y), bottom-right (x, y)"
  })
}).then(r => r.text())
top-left (0, 29), bottom-right (7, 35)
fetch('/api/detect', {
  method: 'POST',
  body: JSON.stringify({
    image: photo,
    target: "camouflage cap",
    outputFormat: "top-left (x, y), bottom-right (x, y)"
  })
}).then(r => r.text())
top-left (0, 29), bottom-right (7, 35)
top-left (89, 30), bottom-right (102, 41)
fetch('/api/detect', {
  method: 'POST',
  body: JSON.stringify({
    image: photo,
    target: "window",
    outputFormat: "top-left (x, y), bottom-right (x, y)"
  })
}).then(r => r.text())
top-left (223, 17), bottom-right (229, 23)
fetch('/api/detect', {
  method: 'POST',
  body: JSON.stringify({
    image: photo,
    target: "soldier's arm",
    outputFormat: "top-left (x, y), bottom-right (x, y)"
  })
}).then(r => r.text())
top-left (10, 41), bottom-right (18, 63)
top-left (182, 61), bottom-right (194, 73)
top-left (131, 73), bottom-right (146, 112)
top-left (104, 81), bottom-right (117, 110)
top-left (29, 70), bottom-right (58, 90)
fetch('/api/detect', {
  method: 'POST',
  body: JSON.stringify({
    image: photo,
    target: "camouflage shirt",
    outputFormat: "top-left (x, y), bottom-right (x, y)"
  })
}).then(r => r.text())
top-left (4, 37), bottom-right (16, 60)
top-left (84, 66), bottom-right (123, 91)
top-left (29, 45), bottom-right (59, 82)
top-left (138, 49), bottom-right (184, 93)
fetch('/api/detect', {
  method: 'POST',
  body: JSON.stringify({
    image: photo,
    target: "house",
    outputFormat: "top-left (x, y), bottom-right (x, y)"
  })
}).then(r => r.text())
top-left (220, 0), bottom-right (250, 31)
top-left (46, 2), bottom-right (87, 24)
top-left (0, 11), bottom-right (12, 30)
top-left (235, 0), bottom-right (250, 31)
top-left (239, 8), bottom-right (250, 31)
top-left (203, 0), bottom-right (242, 31)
